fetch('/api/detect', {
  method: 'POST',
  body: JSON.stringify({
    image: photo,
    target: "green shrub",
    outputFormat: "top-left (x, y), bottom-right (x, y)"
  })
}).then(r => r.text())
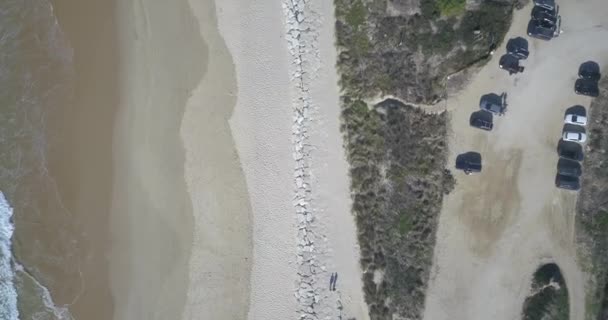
top-left (399, 214), bottom-right (412, 235)
top-left (346, 0), bottom-right (367, 28)
top-left (437, 0), bottom-right (466, 16)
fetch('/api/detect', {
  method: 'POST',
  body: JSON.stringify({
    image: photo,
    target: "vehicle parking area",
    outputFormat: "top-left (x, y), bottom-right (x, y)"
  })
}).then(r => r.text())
top-left (423, 1), bottom-right (608, 320)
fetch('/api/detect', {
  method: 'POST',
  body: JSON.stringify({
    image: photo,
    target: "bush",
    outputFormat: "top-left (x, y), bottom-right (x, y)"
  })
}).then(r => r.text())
top-left (346, 0), bottom-right (367, 28)
top-left (521, 264), bottom-right (569, 320)
top-left (437, 0), bottom-right (466, 16)
top-left (342, 98), bottom-right (452, 319)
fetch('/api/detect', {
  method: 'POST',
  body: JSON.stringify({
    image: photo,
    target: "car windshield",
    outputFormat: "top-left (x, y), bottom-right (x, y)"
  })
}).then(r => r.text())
top-left (540, 20), bottom-right (554, 28)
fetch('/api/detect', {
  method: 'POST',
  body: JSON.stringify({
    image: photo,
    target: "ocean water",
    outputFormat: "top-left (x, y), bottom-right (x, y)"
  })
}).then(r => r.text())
top-left (0, 193), bottom-right (17, 320)
top-left (0, 0), bottom-right (74, 319)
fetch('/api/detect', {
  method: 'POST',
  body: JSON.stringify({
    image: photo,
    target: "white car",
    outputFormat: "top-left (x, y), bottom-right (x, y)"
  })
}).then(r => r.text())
top-left (563, 131), bottom-right (587, 143)
top-left (564, 114), bottom-right (587, 126)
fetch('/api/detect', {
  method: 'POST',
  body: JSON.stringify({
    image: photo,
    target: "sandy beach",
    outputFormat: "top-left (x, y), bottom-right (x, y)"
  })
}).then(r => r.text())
top-left (25, 0), bottom-right (369, 319)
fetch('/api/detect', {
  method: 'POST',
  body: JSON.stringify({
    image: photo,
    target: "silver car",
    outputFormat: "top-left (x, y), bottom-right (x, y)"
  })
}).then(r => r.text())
top-left (564, 114), bottom-right (587, 126)
top-left (562, 131), bottom-right (587, 143)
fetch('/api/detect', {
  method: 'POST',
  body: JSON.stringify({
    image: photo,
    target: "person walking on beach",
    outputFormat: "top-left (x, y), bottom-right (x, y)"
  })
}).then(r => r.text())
top-left (329, 272), bottom-right (336, 291)
top-left (331, 273), bottom-right (338, 291)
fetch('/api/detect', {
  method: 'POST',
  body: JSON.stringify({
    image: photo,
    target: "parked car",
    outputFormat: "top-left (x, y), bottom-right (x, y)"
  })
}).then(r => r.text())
top-left (558, 141), bottom-right (584, 161)
top-left (557, 158), bottom-right (582, 177)
top-left (506, 38), bottom-right (529, 59)
top-left (564, 114), bottom-right (587, 126)
top-left (575, 78), bottom-right (600, 97)
top-left (479, 93), bottom-right (507, 115)
top-left (469, 114), bottom-right (493, 131)
top-left (562, 131), bottom-right (587, 143)
top-left (455, 152), bottom-right (482, 175)
top-left (499, 54), bottom-right (525, 75)
top-left (534, 0), bottom-right (556, 10)
top-left (579, 62), bottom-right (601, 81)
top-left (531, 6), bottom-right (558, 22)
top-left (555, 174), bottom-right (580, 191)
top-left (527, 18), bottom-right (559, 40)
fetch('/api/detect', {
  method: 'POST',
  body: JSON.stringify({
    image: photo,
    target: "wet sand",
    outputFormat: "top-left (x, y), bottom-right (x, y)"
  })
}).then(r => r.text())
top-left (49, 0), bottom-right (254, 319)
top-left (180, 0), bottom-right (253, 318)
top-left (34, 0), bottom-right (236, 319)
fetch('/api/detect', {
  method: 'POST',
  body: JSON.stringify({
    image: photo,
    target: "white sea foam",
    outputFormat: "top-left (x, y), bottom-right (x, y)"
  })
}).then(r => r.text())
top-left (0, 192), bottom-right (18, 320)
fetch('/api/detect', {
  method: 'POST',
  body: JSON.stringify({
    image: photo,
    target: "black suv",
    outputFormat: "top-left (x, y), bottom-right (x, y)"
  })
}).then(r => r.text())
top-left (531, 6), bottom-right (558, 24)
top-left (469, 112), bottom-right (493, 131)
top-left (455, 152), bottom-right (482, 174)
top-left (499, 54), bottom-right (525, 75)
top-left (534, 0), bottom-right (556, 10)
top-left (479, 93), bottom-right (507, 116)
top-left (527, 18), bottom-right (558, 40)
top-left (579, 62), bottom-right (601, 81)
top-left (575, 78), bottom-right (600, 97)
top-left (557, 159), bottom-right (582, 177)
top-left (555, 174), bottom-right (580, 191)
top-left (558, 140), bottom-right (584, 161)
top-left (506, 38), bottom-right (529, 59)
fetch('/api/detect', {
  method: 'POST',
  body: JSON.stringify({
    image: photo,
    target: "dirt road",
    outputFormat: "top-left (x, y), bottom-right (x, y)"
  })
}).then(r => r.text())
top-left (423, 1), bottom-right (608, 319)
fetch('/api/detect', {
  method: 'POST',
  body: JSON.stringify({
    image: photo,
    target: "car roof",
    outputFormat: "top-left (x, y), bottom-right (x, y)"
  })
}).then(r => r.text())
top-left (558, 140), bottom-right (584, 159)
top-left (528, 20), bottom-right (554, 35)
top-left (577, 78), bottom-right (598, 85)
top-left (558, 158), bottom-right (581, 169)
top-left (567, 114), bottom-right (586, 120)
top-left (534, 0), bottom-right (556, 9)
top-left (556, 174), bottom-right (580, 189)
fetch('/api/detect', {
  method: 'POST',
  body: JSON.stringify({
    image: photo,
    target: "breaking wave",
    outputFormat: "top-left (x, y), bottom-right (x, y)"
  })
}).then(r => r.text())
top-left (0, 192), bottom-right (17, 320)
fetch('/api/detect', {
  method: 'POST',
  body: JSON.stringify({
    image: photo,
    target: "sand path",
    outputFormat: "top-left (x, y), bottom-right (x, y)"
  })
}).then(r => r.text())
top-left (424, 1), bottom-right (608, 319)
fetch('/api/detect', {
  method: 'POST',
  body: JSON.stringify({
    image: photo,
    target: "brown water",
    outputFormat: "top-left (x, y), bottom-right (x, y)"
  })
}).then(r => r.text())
top-left (0, 0), bottom-right (118, 319)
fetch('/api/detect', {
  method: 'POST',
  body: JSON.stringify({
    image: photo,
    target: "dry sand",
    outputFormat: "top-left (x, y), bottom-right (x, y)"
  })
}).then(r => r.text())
top-left (424, 1), bottom-right (608, 319)
top-left (209, 0), bottom-right (369, 319)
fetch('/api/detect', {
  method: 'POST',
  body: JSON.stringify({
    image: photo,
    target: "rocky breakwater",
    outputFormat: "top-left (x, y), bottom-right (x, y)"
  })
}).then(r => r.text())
top-left (283, 0), bottom-right (331, 319)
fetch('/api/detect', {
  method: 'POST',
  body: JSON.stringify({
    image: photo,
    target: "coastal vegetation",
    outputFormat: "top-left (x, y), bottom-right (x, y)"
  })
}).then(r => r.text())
top-left (334, 0), bottom-right (516, 318)
top-left (341, 98), bottom-right (453, 319)
top-left (577, 76), bottom-right (608, 320)
top-left (521, 263), bottom-right (569, 320)
top-left (335, 0), bottom-right (515, 103)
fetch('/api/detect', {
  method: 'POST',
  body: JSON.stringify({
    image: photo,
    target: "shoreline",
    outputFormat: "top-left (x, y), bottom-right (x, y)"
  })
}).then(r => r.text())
top-left (111, 0), bottom-right (205, 319)
top-left (180, 0), bottom-right (254, 318)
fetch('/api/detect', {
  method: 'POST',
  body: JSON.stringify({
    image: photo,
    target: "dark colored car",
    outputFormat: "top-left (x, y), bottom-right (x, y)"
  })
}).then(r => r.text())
top-left (534, 0), bottom-right (556, 10)
top-left (557, 159), bottom-right (582, 177)
top-left (506, 38), bottom-right (529, 59)
top-left (469, 113), bottom-right (493, 131)
top-left (531, 6), bottom-right (558, 24)
top-left (575, 78), bottom-right (600, 97)
top-left (455, 152), bottom-right (482, 174)
top-left (479, 93), bottom-right (507, 115)
top-left (527, 18), bottom-right (558, 40)
top-left (558, 140), bottom-right (584, 161)
top-left (555, 174), bottom-right (580, 191)
top-left (499, 54), bottom-right (525, 75)
top-left (579, 62), bottom-right (601, 81)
